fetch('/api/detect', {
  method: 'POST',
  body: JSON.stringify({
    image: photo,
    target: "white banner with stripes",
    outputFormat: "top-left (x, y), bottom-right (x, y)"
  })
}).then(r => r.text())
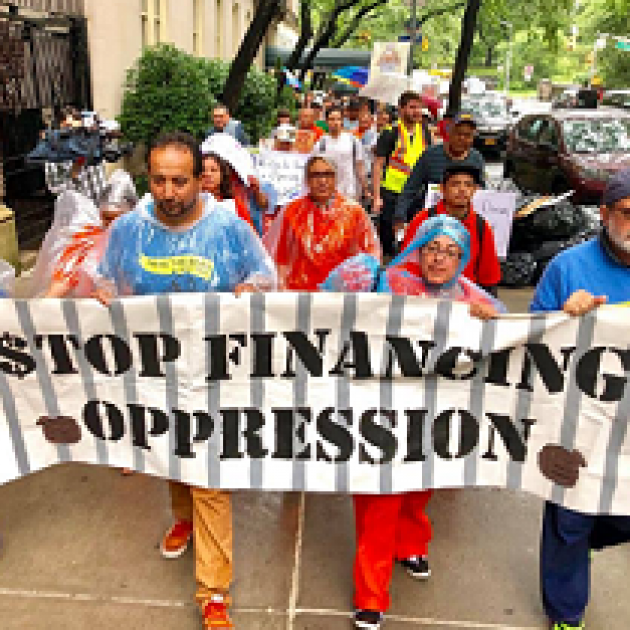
top-left (0, 294), bottom-right (628, 515)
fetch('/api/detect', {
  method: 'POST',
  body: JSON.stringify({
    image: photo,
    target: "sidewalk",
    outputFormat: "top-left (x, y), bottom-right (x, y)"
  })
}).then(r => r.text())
top-left (0, 289), bottom-right (628, 629)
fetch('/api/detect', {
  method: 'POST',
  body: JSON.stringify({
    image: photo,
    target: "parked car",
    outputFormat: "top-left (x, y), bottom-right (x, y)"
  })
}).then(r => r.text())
top-left (462, 96), bottom-right (511, 154)
top-left (551, 88), bottom-right (579, 109)
top-left (601, 89), bottom-right (630, 110)
top-left (504, 108), bottom-right (630, 203)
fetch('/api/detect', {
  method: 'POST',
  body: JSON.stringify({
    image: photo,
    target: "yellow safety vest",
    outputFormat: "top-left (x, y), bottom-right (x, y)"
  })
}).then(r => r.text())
top-left (382, 121), bottom-right (426, 194)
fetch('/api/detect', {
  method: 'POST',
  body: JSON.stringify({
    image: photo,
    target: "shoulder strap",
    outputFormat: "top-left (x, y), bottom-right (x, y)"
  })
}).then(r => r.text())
top-left (371, 265), bottom-right (386, 292)
top-left (474, 213), bottom-right (486, 279)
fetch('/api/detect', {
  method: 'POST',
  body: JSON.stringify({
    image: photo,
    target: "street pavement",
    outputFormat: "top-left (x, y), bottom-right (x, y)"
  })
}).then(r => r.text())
top-left (1, 287), bottom-right (629, 630)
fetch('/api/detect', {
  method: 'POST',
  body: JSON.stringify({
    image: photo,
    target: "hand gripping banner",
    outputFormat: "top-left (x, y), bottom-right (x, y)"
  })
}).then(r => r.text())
top-left (0, 294), bottom-right (628, 515)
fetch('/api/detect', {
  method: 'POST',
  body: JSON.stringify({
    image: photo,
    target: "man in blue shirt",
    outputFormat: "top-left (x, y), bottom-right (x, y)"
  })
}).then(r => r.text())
top-left (531, 169), bottom-right (630, 630)
top-left (97, 131), bottom-right (276, 629)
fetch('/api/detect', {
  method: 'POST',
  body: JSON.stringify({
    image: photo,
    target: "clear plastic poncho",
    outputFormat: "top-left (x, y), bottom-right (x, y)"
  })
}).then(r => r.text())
top-left (264, 193), bottom-right (381, 291)
top-left (321, 214), bottom-right (506, 312)
top-left (97, 194), bottom-right (277, 296)
top-left (0, 260), bottom-right (16, 298)
top-left (29, 190), bottom-right (101, 297)
top-left (47, 171), bottom-right (140, 298)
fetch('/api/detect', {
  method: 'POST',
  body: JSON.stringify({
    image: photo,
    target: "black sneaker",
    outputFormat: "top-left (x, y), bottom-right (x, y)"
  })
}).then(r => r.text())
top-left (354, 609), bottom-right (383, 629)
top-left (399, 555), bottom-right (431, 580)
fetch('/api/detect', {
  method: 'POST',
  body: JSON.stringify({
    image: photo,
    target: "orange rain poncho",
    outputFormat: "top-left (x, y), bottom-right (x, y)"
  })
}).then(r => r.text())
top-left (263, 193), bottom-right (381, 291)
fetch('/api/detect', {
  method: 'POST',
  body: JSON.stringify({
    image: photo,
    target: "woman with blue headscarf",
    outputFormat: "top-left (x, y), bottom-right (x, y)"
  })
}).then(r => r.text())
top-left (322, 215), bottom-right (504, 630)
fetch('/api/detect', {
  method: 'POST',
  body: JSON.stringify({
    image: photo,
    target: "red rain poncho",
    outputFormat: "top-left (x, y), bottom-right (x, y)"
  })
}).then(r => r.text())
top-left (264, 192), bottom-right (381, 291)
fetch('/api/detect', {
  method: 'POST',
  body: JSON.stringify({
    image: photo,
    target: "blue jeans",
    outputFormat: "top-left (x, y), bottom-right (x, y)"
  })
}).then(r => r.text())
top-left (541, 502), bottom-right (630, 624)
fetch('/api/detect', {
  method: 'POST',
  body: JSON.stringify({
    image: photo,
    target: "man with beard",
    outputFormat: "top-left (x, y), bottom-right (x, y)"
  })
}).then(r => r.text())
top-left (531, 169), bottom-right (630, 630)
top-left (95, 132), bottom-right (276, 629)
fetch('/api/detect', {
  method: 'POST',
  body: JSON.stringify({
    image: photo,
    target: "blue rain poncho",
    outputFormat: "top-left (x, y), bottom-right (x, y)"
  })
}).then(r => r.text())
top-left (98, 194), bottom-right (277, 296)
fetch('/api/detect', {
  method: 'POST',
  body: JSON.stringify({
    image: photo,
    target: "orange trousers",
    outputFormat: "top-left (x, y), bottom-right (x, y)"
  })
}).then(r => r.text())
top-left (169, 482), bottom-right (233, 606)
top-left (353, 491), bottom-right (433, 612)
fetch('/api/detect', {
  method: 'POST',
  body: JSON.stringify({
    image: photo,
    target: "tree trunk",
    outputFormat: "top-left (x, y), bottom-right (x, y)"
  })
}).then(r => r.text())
top-left (222, 0), bottom-right (281, 111)
top-left (448, 0), bottom-right (482, 114)
top-left (285, 0), bottom-right (313, 72)
top-left (330, 0), bottom-right (389, 49)
top-left (276, 0), bottom-right (313, 102)
top-left (297, 0), bottom-right (357, 83)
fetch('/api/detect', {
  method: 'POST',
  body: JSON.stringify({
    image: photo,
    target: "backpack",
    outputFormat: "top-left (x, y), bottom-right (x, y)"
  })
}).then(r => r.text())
top-left (427, 206), bottom-right (486, 280)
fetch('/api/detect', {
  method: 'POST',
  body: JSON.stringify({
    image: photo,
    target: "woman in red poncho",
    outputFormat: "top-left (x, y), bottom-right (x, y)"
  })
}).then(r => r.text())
top-left (264, 155), bottom-right (381, 291)
top-left (321, 214), bottom-right (505, 630)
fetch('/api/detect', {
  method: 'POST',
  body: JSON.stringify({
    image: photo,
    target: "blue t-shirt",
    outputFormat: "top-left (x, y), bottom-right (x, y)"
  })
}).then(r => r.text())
top-left (530, 237), bottom-right (630, 313)
top-left (100, 199), bottom-right (275, 296)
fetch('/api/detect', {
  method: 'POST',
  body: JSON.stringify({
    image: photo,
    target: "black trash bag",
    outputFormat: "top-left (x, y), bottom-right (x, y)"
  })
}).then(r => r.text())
top-left (500, 252), bottom-right (537, 287)
top-left (531, 201), bottom-right (588, 239)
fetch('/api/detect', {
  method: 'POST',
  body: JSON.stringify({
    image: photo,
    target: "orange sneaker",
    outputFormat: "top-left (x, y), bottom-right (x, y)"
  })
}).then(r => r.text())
top-left (159, 520), bottom-right (193, 559)
top-left (202, 595), bottom-right (233, 628)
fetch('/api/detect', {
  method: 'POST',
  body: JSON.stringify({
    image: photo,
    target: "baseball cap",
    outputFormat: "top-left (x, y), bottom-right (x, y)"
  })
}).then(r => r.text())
top-left (274, 124), bottom-right (297, 143)
top-left (442, 164), bottom-right (483, 186)
top-left (602, 168), bottom-right (630, 206)
top-left (452, 112), bottom-right (477, 128)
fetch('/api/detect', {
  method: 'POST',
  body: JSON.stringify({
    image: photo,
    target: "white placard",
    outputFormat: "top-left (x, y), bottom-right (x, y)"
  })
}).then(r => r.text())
top-left (425, 185), bottom-right (517, 258)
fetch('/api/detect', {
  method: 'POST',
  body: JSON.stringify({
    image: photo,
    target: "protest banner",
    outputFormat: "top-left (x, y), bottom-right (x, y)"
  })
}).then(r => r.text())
top-left (0, 294), bottom-right (628, 516)
top-left (425, 185), bottom-right (517, 258)
top-left (253, 150), bottom-right (308, 208)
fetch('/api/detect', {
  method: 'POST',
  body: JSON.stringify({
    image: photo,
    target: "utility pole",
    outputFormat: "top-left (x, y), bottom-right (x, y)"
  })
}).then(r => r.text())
top-left (408, 0), bottom-right (417, 76)
top-left (500, 20), bottom-right (513, 96)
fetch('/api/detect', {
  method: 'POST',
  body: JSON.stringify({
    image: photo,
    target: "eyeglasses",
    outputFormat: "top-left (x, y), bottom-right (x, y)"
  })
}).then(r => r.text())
top-left (610, 206), bottom-right (630, 221)
top-left (308, 171), bottom-right (336, 180)
top-left (423, 243), bottom-right (462, 260)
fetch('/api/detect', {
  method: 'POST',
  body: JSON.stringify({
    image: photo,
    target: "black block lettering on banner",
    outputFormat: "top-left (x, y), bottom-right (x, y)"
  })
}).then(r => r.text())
top-left (517, 344), bottom-right (576, 394)
top-left (272, 407), bottom-right (312, 460)
top-left (134, 334), bottom-right (181, 378)
top-left (576, 347), bottom-right (630, 402)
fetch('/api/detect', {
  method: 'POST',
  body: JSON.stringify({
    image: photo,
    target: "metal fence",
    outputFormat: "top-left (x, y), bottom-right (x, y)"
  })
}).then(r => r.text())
top-left (0, 5), bottom-right (91, 247)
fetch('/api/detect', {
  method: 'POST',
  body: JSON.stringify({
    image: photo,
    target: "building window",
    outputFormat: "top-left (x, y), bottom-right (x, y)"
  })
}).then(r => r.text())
top-left (141, 0), bottom-right (168, 47)
top-left (232, 2), bottom-right (240, 56)
top-left (141, 0), bottom-right (150, 47)
top-left (193, 0), bottom-right (203, 56)
top-left (215, 0), bottom-right (222, 58)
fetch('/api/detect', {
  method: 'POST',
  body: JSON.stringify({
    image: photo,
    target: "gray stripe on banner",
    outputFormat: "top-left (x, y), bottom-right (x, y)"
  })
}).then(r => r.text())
top-left (379, 294), bottom-right (405, 494)
top-left (336, 293), bottom-right (357, 493)
top-left (108, 301), bottom-right (144, 473)
top-left (15, 301), bottom-right (70, 463)
top-left (249, 292), bottom-right (265, 490)
top-left (205, 293), bottom-right (221, 488)
top-left (0, 372), bottom-right (30, 476)
top-left (598, 363), bottom-right (630, 514)
top-left (292, 293), bottom-right (312, 491)
top-left (156, 295), bottom-right (180, 483)
top-left (62, 301), bottom-right (108, 466)
top-left (422, 301), bottom-right (453, 490)
top-left (506, 315), bottom-right (549, 491)
top-left (464, 318), bottom-right (498, 487)
top-left (551, 312), bottom-right (597, 506)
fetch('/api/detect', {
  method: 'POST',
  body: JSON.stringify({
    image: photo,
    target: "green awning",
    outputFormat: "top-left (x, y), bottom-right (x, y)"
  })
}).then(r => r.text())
top-left (266, 46), bottom-right (372, 72)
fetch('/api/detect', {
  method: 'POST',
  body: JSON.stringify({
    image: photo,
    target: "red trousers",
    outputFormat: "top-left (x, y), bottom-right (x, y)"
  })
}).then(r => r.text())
top-left (353, 491), bottom-right (433, 612)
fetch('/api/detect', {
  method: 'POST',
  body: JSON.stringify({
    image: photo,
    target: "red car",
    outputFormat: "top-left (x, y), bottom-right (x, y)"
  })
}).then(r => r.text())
top-left (504, 108), bottom-right (630, 204)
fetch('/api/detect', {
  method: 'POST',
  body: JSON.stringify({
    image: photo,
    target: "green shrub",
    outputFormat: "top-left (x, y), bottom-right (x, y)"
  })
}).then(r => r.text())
top-left (118, 45), bottom-right (215, 148)
top-left (120, 45), bottom-right (280, 147)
